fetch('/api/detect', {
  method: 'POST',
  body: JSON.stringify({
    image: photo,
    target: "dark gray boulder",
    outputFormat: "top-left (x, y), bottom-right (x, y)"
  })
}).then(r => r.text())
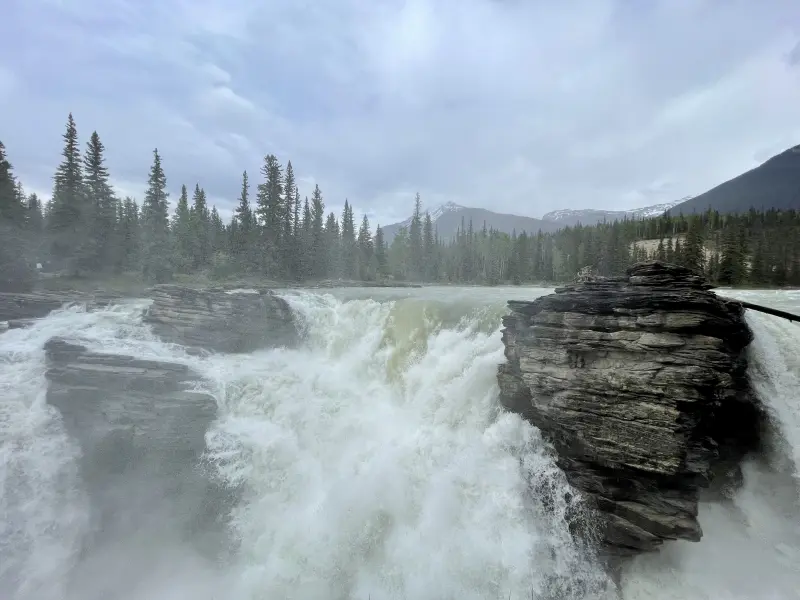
top-left (44, 338), bottom-right (231, 556)
top-left (0, 290), bottom-right (120, 322)
top-left (497, 261), bottom-right (762, 556)
top-left (143, 284), bottom-right (298, 353)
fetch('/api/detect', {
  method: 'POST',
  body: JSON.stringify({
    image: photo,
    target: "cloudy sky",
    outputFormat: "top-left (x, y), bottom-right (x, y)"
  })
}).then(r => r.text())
top-left (1, 0), bottom-right (799, 226)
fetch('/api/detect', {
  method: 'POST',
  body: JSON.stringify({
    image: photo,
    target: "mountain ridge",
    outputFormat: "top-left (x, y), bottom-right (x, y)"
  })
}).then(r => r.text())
top-left (669, 144), bottom-right (800, 215)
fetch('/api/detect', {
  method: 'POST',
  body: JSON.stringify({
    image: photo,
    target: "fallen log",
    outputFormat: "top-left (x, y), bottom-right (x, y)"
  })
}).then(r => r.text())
top-left (739, 300), bottom-right (800, 323)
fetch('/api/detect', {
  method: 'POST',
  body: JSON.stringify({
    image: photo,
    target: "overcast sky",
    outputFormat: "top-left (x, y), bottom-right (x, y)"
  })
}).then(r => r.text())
top-left (1, 0), bottom-right (799, 225)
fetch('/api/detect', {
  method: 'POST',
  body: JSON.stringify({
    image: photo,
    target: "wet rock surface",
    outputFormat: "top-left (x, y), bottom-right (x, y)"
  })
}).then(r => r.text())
top-left (497, 261), bottom-right (762, 556)
top-left (44, 338), bottom-right (230, 554)
top-left (0, 290), bottom-right (120, 321)
top-left (143, 284), bottom-right (298, 353)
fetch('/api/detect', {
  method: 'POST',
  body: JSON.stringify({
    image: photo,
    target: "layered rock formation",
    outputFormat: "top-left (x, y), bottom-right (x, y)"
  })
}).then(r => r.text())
top-left (497, 261), bottom-right (761, 556)
top-left (45, 338), bottom-right (229, 550)
top-left (144, 284), bottom-right (297, 353)
top-left (0, 290), bottom-right (120, 321)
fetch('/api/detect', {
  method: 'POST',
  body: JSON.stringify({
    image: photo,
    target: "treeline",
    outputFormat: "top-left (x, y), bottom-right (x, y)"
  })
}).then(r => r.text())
top-left (1, 113), bottom-right (799, 292)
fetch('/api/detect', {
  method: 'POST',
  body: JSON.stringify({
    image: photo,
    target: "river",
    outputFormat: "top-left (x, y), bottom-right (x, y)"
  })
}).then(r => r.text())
top-left (1, 286), bottom-right (798, 599)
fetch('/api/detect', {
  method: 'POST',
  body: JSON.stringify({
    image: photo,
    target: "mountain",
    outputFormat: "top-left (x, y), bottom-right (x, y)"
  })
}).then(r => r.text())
top-left (380, 202), bottom-right (561, 242)
top-left (669, 145), bottom-right (800, 215)
top-left (541, 200), bottom-right (685, 228)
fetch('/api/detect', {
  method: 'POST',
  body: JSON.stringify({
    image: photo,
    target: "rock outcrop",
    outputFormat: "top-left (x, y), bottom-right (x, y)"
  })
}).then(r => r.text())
top-left (0, 290), bottom-right (120, 322)
top-left (144, 284), bottom-right (298, 353)
top-left (497, 262), bottom-right (762, 556)
top-left (45, 338), bottom-right (230, 552)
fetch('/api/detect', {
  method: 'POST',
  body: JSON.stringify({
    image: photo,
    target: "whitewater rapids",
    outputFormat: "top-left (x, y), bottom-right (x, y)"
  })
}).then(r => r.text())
top-left (0, 287), bottom-right (798, 600)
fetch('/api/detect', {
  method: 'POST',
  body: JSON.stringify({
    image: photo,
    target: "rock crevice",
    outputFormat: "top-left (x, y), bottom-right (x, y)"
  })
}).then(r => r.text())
top-left (498, 262), bottom-right (762, 555)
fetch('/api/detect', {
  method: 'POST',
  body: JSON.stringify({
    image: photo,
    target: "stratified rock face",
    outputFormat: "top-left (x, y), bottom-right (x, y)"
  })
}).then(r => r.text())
top-left (45, 338), bottom-right (229, 550)
top-left (144, 284), bottom-right (298, 353)
top-left (497, 261), bottom-right (761, 556)
top-left (0, 290), bottom-right (120, 321)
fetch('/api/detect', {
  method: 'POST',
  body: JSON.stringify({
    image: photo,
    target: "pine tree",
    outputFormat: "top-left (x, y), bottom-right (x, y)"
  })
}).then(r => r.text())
top-left (189, 183), bottom-right (210, 269)
top-left (682, 218), bottom-right (704, 274)
top-left (0, 142), bottom-right (35, 291)
top-left (310, 185), bottom-right (326, 278)
top-left (408, 193), bottom-right (423, 279)
top-left (172, 184), bottom-right (192, 272)
top-left (299, 197), bottom-right (313, 280)
top-left (357, 213), bottom-right (374, 280)
top-left (232, 170), bottom-right (255, 272)
top-left (140, 148), bottom-right (172, 282)
top-left (49, 113), bottom-right (88, 273)
top-left (118, 196), bottom-right (141, 272)
top-left (83, 131), bottom-right (117, 271)
top-left (374, 225), bottom-right (388, 279)
top-left (325, 211), bottom-right (341, 278)
top-left (422, 211), bottom-right (436, 281)
top-left (256, 154), bottom-right (284, 275)
top-left (340, 200), bottom-right (357, 279)
top-left (281, 161), bottom-right (296, 275)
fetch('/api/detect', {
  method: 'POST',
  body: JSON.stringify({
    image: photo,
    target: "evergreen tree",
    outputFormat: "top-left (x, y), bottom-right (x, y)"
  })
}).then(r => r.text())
top-left (682, 217), bottom-right (704, 274)
top-left (299, 197), bottom-right (313, 280)
top-left (0, 142), bottom-right (34, 290)
top-left (374, 225), bottom-right (388, 278)
top-left (49, 113), bottom-right (88, 273)
top-left (140, 148), bottom-right (172, 282)
top-left (422, 211), bottom-right (436, 281)
top-left (340, 200), bottom-right (357, 279)
top-left (281, 161), bottom-right (296, 274)
top-left (189, 183), bottom-right (210, 269)
top-left (408, 193), bottom-right (423, 279)
top-left (325, 211), bottom-right (341, 278)
top-left (83, 131), bottom-right (117, 271)
top-left (357, 213), bottom-right (374, 280)
top-left (172, 184), bottom-right (192, 272)
top-left (310, 185), bottom-right (326, 278)
top-left (232, 170), bottom-right (256, 272)
top-left (256, 154), bottom-right (284, 275)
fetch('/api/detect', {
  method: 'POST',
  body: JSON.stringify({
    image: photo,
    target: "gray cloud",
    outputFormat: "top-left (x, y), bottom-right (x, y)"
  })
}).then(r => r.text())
top-left (1, 0), bottom-right (799, 225)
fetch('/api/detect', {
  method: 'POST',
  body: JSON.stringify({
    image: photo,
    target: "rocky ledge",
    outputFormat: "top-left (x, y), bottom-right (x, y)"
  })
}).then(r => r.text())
top-left (45, 338), bottom-right (230, 550)
top-left (0, 290), bottom-right (120, 321)
top-left (497, 261), bottom-right (762, 556)
top-left (143, 284), bottom-right (298, 353)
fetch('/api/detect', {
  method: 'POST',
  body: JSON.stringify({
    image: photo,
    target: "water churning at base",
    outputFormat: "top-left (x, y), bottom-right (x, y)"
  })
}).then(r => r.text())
top-left (1, 288), bottom-right (798, 599)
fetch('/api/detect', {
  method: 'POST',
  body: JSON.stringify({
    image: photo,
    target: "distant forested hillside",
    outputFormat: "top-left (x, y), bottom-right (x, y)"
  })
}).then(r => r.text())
top-left (2, 114), bottom-right (799, 291)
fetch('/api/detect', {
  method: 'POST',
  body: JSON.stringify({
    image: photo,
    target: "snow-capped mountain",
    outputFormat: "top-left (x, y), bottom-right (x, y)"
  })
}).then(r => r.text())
top-left (380, 202), bottom-right (562, 242)
top-left (541, 199), bottom-right (688, 227)
top-left (385, 201), bottom-right (465, 233)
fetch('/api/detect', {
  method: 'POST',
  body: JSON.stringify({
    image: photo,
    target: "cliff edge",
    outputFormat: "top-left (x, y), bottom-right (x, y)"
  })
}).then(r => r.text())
top-left (497, 261), bottom-right (762, 556)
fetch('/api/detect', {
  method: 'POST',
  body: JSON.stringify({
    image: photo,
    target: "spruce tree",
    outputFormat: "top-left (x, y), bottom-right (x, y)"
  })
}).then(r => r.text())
top-left (325, 211), bottom-right (341, 278)
top-left (310, 185), bottom-right (326, 278)
top-left (49, 113), bottom-right (88, 273)
top-left (140, 149), bottom-right (172, 282)
top-left (256, 154), bottom-right (284, 274)
top-left (422, 211), bottom-right (436, 281)
top-left (172, 184), bottom-right (192, 272)
top-left (340, 200), bottom-right (357, 279)
top-left (357, 213), bottom-right (374, 280)
top-left (408, 193), bottom-right (423, 279)
top-left (299, 197), bottom-right (312, 280)
top-left (190, 183), bottom-right (210, 269)
top-left (0, 142), bottom-right (34, 291)
top-left (233, 170), bottom-right (255, 272)
top-left (282, 161), bottom-right (296, 275)
top-left (83, 131), bottom-right (117, 271)
top-left (374, 225), bottom-right (388, 279)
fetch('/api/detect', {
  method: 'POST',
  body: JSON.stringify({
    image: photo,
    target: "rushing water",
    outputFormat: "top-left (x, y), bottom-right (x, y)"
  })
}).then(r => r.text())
top-left (0, 287), bottom-right (798, 600)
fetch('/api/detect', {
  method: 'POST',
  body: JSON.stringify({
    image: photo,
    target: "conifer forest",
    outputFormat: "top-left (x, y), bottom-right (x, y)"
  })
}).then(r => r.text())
top-left (1, 114), bottom-right (799, 292)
